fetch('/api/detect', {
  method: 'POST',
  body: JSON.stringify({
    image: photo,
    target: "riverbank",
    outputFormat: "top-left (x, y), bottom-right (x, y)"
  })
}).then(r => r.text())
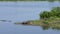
top-left (15, 7), bottom-right (60, 29)
top-left (15, 17), bottom-right (60, 29)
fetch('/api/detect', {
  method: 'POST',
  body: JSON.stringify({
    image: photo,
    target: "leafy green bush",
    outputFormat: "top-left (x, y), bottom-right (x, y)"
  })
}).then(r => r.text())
top-left (40, 7), bottom-right (60, 19)
top-left (40, 11), bottom-right (51, 19)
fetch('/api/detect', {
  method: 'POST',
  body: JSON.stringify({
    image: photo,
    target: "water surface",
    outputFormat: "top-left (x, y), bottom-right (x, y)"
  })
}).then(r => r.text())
top-left (0, 1), bottom-right (60, 34)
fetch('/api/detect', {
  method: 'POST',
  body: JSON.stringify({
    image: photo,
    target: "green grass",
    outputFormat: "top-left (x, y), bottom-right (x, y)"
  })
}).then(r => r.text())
top-left (15, 17), bottom-right (60, 30)
top-left (28, 17), bottom-right (60, 29)
top-left (26, 20), bottom-right (44, 25)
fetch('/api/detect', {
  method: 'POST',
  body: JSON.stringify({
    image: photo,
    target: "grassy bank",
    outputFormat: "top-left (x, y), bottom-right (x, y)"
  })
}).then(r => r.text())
top-left (15, 17), bottom-right (60, 29)
top-left (17, 17), bottom-right (60, 29)
top-left (15, 7), bottom-right (60, 29)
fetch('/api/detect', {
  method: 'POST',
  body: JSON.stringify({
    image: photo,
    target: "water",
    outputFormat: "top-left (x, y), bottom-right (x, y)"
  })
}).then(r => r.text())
top-left (0, 1), bottom-right (60, 34)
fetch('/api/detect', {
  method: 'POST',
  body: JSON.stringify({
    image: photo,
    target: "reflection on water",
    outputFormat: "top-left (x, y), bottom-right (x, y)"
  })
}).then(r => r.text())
top-left (41, 26), bottom-right (60, 30)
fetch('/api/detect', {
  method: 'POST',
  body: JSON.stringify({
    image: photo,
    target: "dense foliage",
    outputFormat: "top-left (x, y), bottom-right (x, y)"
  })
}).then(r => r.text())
top-left (40, 7), bottom-right (60, 19)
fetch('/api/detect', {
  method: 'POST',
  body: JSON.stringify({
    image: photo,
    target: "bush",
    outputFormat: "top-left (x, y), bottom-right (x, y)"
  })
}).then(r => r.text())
top-left (40, 11), bottom-right (51, 19)
top-left (40, 7), bottom-right (60, 19)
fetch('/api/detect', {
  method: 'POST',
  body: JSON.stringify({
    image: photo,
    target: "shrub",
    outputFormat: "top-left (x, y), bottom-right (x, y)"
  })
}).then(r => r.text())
top-left (40, 7), bottom-right (60, 19)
